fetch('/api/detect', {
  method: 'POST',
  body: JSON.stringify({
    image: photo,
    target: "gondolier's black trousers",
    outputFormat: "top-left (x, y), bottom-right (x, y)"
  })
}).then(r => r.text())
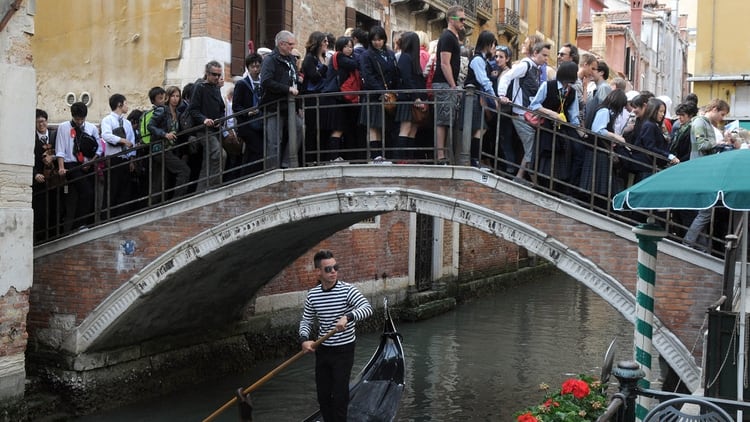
top-left (316, 342), bottom-right (355, 422)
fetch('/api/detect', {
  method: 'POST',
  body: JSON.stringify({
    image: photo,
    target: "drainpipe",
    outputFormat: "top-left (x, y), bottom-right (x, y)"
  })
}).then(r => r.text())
top-left (410, 2), bottom-right (430, 16)
top-left (709, 0), bottom-right (716, 99)
top-left (427, 12), bottom-right (445, 26)
top-left (0, 0), bottom-right (22, 33)
top-left (556, 0), bottom-right (562, 52)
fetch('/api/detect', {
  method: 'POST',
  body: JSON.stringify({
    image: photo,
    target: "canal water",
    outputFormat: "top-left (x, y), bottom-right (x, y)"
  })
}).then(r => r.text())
top-left (77, 271), bottom-right (634, 421)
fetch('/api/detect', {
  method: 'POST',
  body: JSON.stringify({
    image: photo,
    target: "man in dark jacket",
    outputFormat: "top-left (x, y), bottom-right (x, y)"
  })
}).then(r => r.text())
top-left (260, 30), bottom-right (303, 168)
top-left (189, 60), bottom-right (225, 191)
top-left (233, 53), bottom-right (264, 175)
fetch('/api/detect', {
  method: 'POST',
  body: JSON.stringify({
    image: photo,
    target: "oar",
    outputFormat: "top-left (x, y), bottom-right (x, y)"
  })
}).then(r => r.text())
top-left (201, 328), bottom-right (337, 422)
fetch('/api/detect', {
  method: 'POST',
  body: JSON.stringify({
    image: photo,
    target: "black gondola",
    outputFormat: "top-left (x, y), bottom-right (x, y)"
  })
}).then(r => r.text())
top-left (303, 299), bottom-right (405, 422)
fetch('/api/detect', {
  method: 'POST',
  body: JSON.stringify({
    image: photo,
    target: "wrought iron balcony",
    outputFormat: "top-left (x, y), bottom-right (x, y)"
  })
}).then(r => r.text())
top-left (497, 8), bottom-right (520, 35)
top-left (475, 0), bottom-right (493, 20)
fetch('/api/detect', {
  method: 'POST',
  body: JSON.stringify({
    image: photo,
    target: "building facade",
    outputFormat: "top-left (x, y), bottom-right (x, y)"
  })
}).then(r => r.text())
top-left (577, 0), bottom-right (689, 104)
top-left (33, 0), bottom-right (577, 123)
top-left (689, 0), bottom-right (750, 122)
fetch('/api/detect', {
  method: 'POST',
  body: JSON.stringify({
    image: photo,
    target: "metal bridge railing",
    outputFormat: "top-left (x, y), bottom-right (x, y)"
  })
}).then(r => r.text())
top-left (33, 87), bottom-right (736, 261)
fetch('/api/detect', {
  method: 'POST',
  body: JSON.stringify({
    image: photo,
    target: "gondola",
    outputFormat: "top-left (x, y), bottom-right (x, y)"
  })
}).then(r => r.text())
top-left (302, 299), bottom-right (405, 422)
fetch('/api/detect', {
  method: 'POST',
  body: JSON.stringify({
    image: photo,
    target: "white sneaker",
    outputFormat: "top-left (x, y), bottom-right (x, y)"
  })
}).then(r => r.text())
top-left (370, 156), bottom-right (392, 165)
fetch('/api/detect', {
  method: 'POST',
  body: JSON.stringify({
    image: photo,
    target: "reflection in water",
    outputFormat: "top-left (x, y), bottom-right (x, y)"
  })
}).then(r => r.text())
top-left (76, 271), bottom-right (633, 421)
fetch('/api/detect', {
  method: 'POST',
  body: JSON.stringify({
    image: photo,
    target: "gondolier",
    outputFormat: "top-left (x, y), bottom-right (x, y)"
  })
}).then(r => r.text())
top-left (299, 250), bottom-right (373, 422)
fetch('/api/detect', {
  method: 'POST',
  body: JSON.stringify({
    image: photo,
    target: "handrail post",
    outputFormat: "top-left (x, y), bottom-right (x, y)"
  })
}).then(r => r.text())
top-left (286, 94), bottom-right (298, 168)
top-left (458, 86), bottom-right (475, 166)
top-left (612, 360), bottom-right (646, 422)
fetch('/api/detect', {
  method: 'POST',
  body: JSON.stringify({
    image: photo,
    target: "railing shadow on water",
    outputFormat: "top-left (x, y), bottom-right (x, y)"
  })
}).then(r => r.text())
top-left (32, 87), bottom-right (736, 261)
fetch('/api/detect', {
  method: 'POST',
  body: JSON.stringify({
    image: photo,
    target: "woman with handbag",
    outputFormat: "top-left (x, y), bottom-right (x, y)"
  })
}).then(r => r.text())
top-left (320, 36), bottom-right (359, 161)
top-left (463, 30), bottom-right (498, 168)
top-left (393, 31), bottom-right (427, 162)
top-left (358, 26), bottom-right (398, 161)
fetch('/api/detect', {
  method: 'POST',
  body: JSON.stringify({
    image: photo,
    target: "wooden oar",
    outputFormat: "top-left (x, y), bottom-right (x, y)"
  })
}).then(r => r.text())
top-left (201, 328), bottom-right (337, 422)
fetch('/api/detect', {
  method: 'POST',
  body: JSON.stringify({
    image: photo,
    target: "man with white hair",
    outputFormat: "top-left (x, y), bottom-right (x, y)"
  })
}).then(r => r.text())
top-left (259, 30), bottom-right (304, 168)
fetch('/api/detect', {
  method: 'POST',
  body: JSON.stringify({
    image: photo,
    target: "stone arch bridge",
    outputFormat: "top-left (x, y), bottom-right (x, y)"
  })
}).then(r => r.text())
top-left (31, 165), bottom-right (723, 393)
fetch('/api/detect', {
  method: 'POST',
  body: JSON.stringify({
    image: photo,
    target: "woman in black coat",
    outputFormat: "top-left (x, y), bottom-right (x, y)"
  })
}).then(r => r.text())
top-left (393, 31), bottom-right (426, 161)
top-left (358, 26), bottom-right (398, 160)
top-left (301, 31), bottom-right (330, 161)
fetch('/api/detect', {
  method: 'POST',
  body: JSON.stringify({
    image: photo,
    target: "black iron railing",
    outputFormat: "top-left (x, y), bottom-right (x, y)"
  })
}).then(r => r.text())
top-left (598, 360), bottom-right (750, 421)
top-left (32, 87), bottom-right (736, 261)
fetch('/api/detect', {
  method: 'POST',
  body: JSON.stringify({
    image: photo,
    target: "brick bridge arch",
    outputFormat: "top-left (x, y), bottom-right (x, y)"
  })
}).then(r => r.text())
top-left (31, 166), bottom-right (723, 392)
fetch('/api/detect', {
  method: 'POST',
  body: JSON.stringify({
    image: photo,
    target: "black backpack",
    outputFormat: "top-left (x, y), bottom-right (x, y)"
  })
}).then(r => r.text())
top-left (517, 60), bottom-right (540, 107)
top-left (72, 123), bottom-right (99, 162)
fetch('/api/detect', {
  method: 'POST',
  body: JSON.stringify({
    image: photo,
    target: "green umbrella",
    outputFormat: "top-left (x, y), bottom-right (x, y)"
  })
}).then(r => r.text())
top-left (613, 148), bottom-right (750, 407)
top-left (612, 149), bottom-right (750, 211)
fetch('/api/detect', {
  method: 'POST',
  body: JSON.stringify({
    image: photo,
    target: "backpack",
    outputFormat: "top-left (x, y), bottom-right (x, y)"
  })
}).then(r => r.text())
top-left (516, 60), bottom-right (540, 107)
top-left (178, 108), bottom-right (195, 133)
top-left (139, 108), bottom-right (156, 144)
top-left (333, 52), bottom-right (362, 103)
top-left (71, 123), bottom-right (99, 163)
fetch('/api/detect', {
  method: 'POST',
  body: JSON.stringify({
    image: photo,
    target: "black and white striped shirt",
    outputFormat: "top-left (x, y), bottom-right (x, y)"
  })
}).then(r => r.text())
top-left (299, 281), bottom-right (372, 347)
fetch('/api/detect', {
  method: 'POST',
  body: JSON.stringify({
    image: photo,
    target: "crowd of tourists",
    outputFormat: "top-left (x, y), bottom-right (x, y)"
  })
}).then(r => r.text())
top-left (32, 4), bottom-right (747, 250)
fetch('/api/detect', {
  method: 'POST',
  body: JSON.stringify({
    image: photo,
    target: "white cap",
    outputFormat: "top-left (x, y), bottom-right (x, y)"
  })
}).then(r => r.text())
top-left (257, 47), bottom-right (272, 56)
top-left (625, 90), bottom-right (639, 101)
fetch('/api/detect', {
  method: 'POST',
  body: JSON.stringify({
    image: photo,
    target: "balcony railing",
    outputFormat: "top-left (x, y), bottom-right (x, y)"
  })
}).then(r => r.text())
top-left (497, 8), bottom-right (520, 34)
top-left (33, 87), bottom-right (737, 265)
top-left (475, 0), bottom-right (492, 19)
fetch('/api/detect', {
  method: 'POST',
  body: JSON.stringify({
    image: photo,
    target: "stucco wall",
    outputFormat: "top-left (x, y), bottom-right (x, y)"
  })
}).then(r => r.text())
top-left (33, 0), bottom-right (185, 122)
top-left (0, 0), bottom-right (35, 402)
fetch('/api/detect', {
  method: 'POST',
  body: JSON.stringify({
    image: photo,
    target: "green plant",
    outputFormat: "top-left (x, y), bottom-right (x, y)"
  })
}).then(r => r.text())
top-left (514, 375), bottom-right (608, 421)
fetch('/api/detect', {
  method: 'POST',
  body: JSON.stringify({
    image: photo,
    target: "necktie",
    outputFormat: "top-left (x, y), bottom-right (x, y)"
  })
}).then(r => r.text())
top-left (40, 135), bottom-right (48, 143)
top-left (118, 117), bottom-right (124, 128)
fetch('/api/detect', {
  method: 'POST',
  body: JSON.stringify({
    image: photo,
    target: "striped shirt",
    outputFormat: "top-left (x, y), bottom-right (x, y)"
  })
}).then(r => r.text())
top-left (299, 281), bottom-right (373, 347)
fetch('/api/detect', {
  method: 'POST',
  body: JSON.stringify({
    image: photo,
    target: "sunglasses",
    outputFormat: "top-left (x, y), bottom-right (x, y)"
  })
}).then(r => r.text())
top-left (209, 72), bottom-right (222, 77)
top-left (450, 16), bottom-right (466, 23)
top-left (323, 264), bottom-right (339, 273)
top-left (558, 52), bottom-right (568, 57)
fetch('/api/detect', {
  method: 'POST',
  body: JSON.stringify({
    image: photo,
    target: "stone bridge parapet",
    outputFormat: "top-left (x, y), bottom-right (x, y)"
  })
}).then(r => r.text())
top-left (31, 166), bottom-right (724, 392)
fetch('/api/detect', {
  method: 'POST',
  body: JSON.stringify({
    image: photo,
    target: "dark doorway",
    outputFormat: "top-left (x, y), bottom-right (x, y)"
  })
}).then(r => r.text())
top-left (414, 214), bottom-right (434, 291)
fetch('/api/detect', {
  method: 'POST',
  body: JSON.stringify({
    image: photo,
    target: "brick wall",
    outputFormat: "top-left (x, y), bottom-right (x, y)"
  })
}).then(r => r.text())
top-left (29, 175), bottom-right (721, 367)
top-left (191, 0), bottom-right (232, 41)
top-left (259, 212), bottom-right (411, 296)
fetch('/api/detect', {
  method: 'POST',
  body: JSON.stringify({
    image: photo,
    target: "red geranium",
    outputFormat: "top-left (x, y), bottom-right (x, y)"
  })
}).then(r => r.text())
top-left (517, 412), bottom-right (539, 422)
top-left (514, 375), bottom-right (607, 421)
top-left (543, 398), bottom-right (560, 408)
top-left (562, 378), bottom-right (590, 399)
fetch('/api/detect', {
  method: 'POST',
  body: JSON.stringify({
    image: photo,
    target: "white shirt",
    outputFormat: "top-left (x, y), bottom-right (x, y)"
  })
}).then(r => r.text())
top-left (55, 120), bottom-right (103, 163)
top-left (101, 112), bottom-right (136, 158)
top-left (497, 57), bottom-right (537, 116)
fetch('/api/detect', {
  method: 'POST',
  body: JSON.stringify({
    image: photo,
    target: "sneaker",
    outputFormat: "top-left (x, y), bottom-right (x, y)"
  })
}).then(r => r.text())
top-left (332, 156), bottom-right (345, 162)
top-left (370, 156), bottom-right (392, 165)
top-left (479, 166), bottom-right (492, 173)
